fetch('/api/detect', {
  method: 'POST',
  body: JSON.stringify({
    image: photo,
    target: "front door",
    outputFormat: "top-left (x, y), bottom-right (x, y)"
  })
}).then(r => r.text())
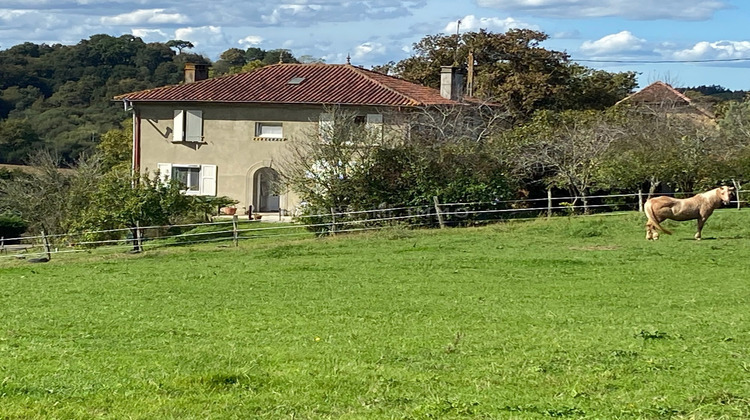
top-left (255, 168), bottom-right (280, 212)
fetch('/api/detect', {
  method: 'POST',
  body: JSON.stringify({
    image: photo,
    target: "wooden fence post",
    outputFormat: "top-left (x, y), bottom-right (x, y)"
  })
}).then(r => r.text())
top-left (547, 188), bottom-right (552, 219)
top-left (135, 221), bottom-right (143, 253)
top-left (0, 236), bottom-right (5, 254)
top-left (638, 189), bottom-right (644, 213)
top-left (330, 207), bottom-right (337, 236)
top-left (433, 196), bottom-right (445, 229)
top-left (732, 179), bottom-right (741, 210)
top-left (232, 215), bottom-right (239, 247)
top-left (41, 230), bottom-right (51, 261)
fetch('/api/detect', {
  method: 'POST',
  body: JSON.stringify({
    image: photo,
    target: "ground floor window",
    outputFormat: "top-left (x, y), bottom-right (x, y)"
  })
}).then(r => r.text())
top-left (172, 165), bottom-right (200, 192)
top-left (157, 163), bottom-right (216, 196)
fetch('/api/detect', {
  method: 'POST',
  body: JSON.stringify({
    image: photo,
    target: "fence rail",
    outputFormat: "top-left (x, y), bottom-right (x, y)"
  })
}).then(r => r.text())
top-left (2, 190), bottom-right (747, 263)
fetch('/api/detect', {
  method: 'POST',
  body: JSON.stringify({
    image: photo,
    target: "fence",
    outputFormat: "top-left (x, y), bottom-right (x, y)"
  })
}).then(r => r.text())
top-left (2, 189), bottom-right (747, 263)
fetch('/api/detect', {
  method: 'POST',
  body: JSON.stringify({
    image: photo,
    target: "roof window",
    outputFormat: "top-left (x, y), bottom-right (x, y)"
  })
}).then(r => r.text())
top-left (288, 77), bottom-right (305, 85)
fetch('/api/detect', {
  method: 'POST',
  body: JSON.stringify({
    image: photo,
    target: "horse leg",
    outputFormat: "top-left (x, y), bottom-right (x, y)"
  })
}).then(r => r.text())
top-left (695, 218), bottom-right (705, 240)
top-left (646, 221), bottom-right (659, 240)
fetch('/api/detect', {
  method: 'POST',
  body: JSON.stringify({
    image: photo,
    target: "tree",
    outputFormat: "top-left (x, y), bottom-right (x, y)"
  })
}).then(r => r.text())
top-left (713, 100), bottom-right (750, 194)
top-left (279, 106), bottom-right (388, 213)
top-left (97, 119), bottom-right (132, 169)
top-left (395, 29), bottom-right (636, 123)
top-left (219, 48), bottom-right (247, 67)
top-left (371, 61), bottom-right (396, 75)
top-left (0, 151), bottom-right (72, 234)
top-left (280, 104), bottom-right (513, 220)
top-left (166, 40), bottom-right (194, 54)
top-left (0, 118), bottom-right (44, 164)
top-left (262, 49), bottom-right (298, 65)
top-left (602, 106), bottom-right (720, 196)
top-left (513, 110), bottom-right (625, 212)
top-left (559, 64), bottom-right (638, 111)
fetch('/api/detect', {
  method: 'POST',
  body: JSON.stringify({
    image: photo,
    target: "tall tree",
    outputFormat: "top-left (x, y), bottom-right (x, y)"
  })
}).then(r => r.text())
top-left (395, 29), bottom-right (636, 123)
top-left (166, 40), bottom-right (194, 54)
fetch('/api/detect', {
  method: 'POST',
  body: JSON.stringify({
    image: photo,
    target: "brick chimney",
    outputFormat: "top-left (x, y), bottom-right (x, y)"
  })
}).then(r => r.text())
top-left (184, 63), bottom-right (209, 83)
top-left (440, 66), bottom-right (465, 101)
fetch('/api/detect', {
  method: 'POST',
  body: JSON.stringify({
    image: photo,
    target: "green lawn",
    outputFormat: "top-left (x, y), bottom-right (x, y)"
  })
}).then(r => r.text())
top-left (2, 210), bottom-right (750, 418)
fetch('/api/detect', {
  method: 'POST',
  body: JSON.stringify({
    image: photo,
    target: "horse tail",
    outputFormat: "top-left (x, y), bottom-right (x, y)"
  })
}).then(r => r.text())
top-left (645, 199), bottom-right (672, 235)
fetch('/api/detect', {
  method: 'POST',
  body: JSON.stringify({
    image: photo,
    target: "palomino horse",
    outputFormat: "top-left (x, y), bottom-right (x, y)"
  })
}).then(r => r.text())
top-left (645, 186), bottom-right (733, 240)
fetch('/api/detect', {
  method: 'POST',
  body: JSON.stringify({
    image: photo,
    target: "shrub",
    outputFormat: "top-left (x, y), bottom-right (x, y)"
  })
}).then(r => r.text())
top-left (0, 212), bottom-right (28, 243)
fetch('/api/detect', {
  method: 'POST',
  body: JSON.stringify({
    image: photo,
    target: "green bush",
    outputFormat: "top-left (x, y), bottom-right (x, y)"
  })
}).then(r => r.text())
top-left (0, 213), bottom-right (28, 243)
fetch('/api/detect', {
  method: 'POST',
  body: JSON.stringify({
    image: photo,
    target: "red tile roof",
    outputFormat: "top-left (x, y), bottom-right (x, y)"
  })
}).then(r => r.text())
top-left (114, 63), bottom-right (459, 107)
top-left (616, 81), bottom-right (714, 118)
top-left (616, 81), bottom-right (692, 105)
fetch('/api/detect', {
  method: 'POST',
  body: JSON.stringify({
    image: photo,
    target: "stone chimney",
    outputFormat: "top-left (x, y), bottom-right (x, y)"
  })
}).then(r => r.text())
top-left (440, 66), bottom-right (465, 101)
top-left (184, 63), bottom-right (209, 83)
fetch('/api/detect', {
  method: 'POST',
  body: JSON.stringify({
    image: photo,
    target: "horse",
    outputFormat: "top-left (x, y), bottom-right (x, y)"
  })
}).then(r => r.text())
top-left (644, 186), bottom-right (734, 241)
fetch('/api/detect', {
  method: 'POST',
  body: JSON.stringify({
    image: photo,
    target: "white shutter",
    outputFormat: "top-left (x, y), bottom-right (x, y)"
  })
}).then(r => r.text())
top-left (366, 113), bottom-right (383, 141)
top-left (157, 163), bottom-right (172, 183)
top-left (319, 113), bottom-right (334, 142)
top-left (185, 110), bottom-right (203, 142)
top-left (173, 110), bottom-right (184, 141)
top-left (200, 164), bottom-right (217, 196)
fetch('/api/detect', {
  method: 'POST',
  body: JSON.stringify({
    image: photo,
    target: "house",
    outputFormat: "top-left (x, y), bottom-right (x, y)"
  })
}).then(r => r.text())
top-left (615, 81), bottom-right (715, 120)
top-left (114, 63), bottom-right (465, 216)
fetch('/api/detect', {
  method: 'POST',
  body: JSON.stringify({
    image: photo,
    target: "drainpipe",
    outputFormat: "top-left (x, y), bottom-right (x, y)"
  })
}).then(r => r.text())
top-left (133, 110), bottom-right (141, 175)
top-left (126, 99), bottom-right (141, 179)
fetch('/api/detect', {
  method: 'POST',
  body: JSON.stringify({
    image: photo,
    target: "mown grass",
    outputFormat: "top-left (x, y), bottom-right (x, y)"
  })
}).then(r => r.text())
top-left (2, 210), bottom-right (750, 418)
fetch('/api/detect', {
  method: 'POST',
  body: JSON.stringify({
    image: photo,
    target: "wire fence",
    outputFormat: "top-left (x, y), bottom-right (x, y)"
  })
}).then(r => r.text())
top-left (2, 189), bottom-right (747, 263)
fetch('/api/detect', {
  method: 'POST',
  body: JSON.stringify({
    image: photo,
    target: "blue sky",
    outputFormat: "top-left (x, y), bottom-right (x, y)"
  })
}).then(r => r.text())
top-left (2, 0), bottom-right (750, 90)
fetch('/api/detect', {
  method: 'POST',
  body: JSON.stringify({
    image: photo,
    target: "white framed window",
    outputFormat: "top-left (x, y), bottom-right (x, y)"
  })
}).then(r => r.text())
top-left (319, 112), bottom-right (383, 143)
top-left (255, 122), bottom-right (283, 139)
top-left (157, 163), bottom-right (217, 196)
top-left (173, 110), bottom-right (203, 142)
top-left (365, 113), bottom-right (383, 140)
top-left (319, 113), bottom-right (334, 142)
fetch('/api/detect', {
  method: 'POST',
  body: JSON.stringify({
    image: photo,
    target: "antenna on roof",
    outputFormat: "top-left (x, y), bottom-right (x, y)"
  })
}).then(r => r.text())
top-left (453, 19), bottom-right (462, 66)
top-left (346, 53), bottom-right (351, 65)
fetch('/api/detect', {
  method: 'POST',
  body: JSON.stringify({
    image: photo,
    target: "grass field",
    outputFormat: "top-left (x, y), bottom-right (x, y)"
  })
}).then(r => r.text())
top-left (2, 210), bottom-right (750, 418)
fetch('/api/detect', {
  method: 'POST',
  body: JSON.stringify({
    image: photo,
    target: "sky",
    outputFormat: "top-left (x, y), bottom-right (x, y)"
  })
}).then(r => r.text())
top-left (2, 0), bottom-right (750, 90)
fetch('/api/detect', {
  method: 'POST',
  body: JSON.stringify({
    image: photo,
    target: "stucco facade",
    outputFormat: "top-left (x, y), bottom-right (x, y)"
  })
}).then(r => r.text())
top-left (117, 63), bottom-right (466, 216)
top-left (135, 102), bottom-right (385, 215)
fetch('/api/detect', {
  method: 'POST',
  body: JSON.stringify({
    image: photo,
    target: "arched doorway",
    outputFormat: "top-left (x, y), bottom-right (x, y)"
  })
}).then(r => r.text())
top-left (254, 167), bottom-right (280, 212)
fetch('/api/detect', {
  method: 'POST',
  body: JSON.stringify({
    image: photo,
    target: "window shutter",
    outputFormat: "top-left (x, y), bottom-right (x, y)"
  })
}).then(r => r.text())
top-left (319, 113), bottom-right (334, 142)
top-left (173, 110), bottom-right (184, 141)
top-left (186, 110), bottom-right (203, 142)
top-left (366, 113), bottom-right (383, 141)
top-left (157, 163), bottom-right (172, 183)
top-left (200, 164), bottom-right (217, 196)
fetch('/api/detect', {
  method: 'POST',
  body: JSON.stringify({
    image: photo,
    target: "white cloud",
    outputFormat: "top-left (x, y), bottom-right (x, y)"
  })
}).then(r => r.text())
top-left (238, 35), bottom-right (263, 47)
top-left (175, 26), bottom-right (224, 48)
top-left (100, 9), bottom-right (188, 25)
top-left (131, 28), bottom-right (168, 41)
top-left (352, 42), bottom-right (386, 59)
top-left (671, 40), bottom-right (750, 60)
top-left (261, 4), bottom-right (324, 25)
top-left (477, 0), bottom-right (729, 20)
top-left (0, 9), bottom-right (29, 20)
top-left (443, 15), bottom-right (537, 33)
top-left (580, 31), bottom-right (646, 55)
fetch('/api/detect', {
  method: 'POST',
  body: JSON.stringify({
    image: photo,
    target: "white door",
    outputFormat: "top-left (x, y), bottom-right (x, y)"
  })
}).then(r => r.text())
top-left (255, 168), bottom-right (280, 212)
